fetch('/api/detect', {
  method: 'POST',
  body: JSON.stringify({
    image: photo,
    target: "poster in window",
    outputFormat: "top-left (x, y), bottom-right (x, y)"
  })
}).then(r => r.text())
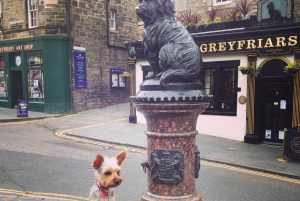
top-left (110, 68), bottom-right (125, 88)
top-left (74, 51), bottom-right (87, 88)
top-left (265, 130), bottom-right (271, 139)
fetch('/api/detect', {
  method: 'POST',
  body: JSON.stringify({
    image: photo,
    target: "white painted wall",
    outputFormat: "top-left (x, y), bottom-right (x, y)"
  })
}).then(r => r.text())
top-left (134, 54), bottom-right (249, 141)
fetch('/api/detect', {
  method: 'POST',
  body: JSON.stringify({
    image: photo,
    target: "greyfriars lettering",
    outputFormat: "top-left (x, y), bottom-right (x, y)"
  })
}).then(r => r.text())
top-left (135, 0), bottom-right (202, 88)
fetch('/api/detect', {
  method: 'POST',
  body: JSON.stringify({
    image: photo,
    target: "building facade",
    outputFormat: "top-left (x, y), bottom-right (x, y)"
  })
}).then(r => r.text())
top-left (0, 0), bottom-right (138, 113)
top-left (131, 0), bottom-right (300, 145)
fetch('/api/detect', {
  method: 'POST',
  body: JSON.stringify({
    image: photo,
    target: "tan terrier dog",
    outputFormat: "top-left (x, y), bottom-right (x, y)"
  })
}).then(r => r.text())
top-left (89, 151), bottom-right (127, 201)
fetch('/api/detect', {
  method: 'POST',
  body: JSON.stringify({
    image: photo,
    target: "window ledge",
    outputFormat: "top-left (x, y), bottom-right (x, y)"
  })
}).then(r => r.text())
top-left (110, 29), bottom-right (119, 34)
top-left (201, 110), bottom-right (237, 116)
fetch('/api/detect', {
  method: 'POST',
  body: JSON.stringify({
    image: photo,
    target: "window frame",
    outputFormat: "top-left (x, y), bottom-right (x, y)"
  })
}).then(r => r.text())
top-left (213, 0), bottom-right (231, 6)
top-left (201, 60), bottom-right (240, 116)
top-left (110, 9), bottom-right (116, 30)
top-left (27, 51), bottom-right (44, 101)
top-left (27, 0), bottom-right (38, 28)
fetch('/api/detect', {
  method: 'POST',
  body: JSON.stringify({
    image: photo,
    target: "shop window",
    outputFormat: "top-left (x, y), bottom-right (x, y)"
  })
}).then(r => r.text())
top-left (27, 52), bottom-right (43, 100)
top-left (27, 52), bottom-right (42, 67)
top-left (201, 60), bottom-right (239, 116)
top-left (27, 0), bottom-right (38, 28)
top-left (28, 70), bottom-right (44, 100)
top-left (110, 10), bottom-right (116, 30)
top-left (0, 71), bottom-right (7, 98)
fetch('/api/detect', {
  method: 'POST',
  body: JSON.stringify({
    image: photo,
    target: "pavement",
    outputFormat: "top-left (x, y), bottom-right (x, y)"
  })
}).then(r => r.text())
top-left (1, 103), bottom-right (300, 200)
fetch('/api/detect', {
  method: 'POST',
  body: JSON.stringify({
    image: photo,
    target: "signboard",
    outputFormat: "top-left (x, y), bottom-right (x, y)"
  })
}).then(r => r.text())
top-left (74, 51), bottom-right (87, 88)
top-left (110, 68), bottom-right (126, 88)
top-left (17, 99), bottom-right (28, 117)
top-left (198, 34), bottom-right (299, 55)
top-left (284, 130), bottom-right (300, 162)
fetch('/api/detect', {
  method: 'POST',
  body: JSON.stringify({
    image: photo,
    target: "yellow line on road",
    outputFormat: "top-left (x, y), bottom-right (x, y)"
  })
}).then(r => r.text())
top-left (0, 188), bottom-right (88, 200)
top-left (54, 118), bottom-right (147, 154)
top-left (201, 161), bottom-right (300, 185)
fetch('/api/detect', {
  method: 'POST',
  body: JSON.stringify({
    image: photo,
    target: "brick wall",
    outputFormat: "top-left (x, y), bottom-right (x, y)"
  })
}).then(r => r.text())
top-left (70, 0), bottom-right (139, 112)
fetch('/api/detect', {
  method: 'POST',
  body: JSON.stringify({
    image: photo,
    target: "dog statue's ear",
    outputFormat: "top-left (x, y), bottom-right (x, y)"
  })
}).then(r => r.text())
top-left (115, 150), bottom-right (127, 166)
top-left (93, 154), bottom-right (104, 169)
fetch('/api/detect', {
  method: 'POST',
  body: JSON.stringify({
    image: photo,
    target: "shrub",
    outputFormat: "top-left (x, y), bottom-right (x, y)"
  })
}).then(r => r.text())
top-left (177, 11), bottom-right (201, 26)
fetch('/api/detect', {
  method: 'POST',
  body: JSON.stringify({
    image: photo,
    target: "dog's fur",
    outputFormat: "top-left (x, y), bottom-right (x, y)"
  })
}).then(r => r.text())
top-left (135, 0), bottom-right (201, 87)
top-left (267, 2), bottom-right (282, 19)
top-left (89, 151), bottom-right (127, 201)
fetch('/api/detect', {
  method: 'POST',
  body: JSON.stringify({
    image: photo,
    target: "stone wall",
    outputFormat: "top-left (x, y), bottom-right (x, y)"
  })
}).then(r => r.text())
top-left (71, 0), bottom-right (139, 112)
top-left (1, 0), bottom-right (67, 39)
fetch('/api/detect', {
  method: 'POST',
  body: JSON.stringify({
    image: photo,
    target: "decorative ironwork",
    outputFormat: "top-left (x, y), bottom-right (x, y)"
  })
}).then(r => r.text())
top-left (144, 150), bottom-right (184, 184)
top-left (195, 145), bottom-right (201, 178)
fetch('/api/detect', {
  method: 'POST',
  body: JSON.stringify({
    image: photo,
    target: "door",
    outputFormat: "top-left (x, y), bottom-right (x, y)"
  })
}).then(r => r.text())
top-left (11, 71), bottom-right (23, 108)
top-left (262, 84), bottom-right (293, 144)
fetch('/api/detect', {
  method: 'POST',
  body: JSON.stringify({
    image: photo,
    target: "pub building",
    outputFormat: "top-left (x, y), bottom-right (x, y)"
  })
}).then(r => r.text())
top-left (127, 0), bottom-right (300, 145)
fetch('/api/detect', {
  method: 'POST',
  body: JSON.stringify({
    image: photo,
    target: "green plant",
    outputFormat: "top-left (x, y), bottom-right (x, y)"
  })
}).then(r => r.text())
top-left (60, 110), bottom-right (75, 115)
top-left (283, 62), bottom-right (300, 74)
top-left (218, 8), bottom-right (230, 21)
top-left (236, 13), bottom-right (243, 20)
top-left (120, 71), bottom-right (131, 77)
top-left (229, 7), bottom-right (240, 21)
top-left (214, 16), bottom-right (222, 22)
top-left (239, 66), bottom-right (255, 77)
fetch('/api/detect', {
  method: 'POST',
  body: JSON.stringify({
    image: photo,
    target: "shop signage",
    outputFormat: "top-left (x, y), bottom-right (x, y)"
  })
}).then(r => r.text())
top-left (74, 51), bottom-right (87, 88)
top-left (198, 34), bottom-right (299, 55)
top-left (17, 99), bottom-right (28, 117)
top-left (0, 44), bottom-right (34, 53)
top-left (284, 129), bottom-right (300, 162)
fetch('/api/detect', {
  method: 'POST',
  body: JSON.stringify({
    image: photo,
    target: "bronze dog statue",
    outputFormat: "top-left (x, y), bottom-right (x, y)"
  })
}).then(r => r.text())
top-left (135, 0), bottom-right (201, 87)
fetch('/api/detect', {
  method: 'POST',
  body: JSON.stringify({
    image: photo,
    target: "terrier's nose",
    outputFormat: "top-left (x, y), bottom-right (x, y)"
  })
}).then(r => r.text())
top-left (114, 180), bottom-right (120, 185)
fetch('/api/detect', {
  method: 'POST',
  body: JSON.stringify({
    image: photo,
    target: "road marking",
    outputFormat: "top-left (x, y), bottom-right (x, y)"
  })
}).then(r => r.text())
top-left (0, 188), bottom-right (88, 200)
top-left (54, 118), bottom-right (147, 154)
top-left (201, 161), bottom-right (300, 185)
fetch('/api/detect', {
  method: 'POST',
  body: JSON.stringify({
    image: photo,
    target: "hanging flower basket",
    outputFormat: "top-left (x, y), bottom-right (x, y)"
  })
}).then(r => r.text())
top-left (120, 71), bottom-right (131, 78)
top-left (239, 66), bottom-right (255, 77)
top-left (283, 62), bottom-right (300, 76)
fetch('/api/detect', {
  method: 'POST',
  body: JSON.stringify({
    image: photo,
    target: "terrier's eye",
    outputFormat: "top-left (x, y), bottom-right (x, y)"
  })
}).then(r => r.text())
top-left (105, 171), bottom-right (111, 176)
top-left (117, 171), bottom-right (121, 175)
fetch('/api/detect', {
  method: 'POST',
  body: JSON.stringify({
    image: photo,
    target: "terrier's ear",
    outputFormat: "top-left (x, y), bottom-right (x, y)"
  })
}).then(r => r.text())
top-left (93, 154), bottom-right (104, 169)
top-left (115, 150), bottom-right (127, 166)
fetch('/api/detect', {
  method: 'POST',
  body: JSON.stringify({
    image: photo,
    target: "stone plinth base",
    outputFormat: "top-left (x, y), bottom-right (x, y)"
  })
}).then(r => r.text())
top-left (141, 190), bottom-right (202, 201)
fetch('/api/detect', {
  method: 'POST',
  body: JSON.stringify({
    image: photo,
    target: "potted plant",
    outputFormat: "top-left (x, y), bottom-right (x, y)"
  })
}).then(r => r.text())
top-left (283, 62), bottom-right (300, 75)
top-left (239, 66), bottom-right (255, 77)
top-left (120, 71), bottom-right (131, 78)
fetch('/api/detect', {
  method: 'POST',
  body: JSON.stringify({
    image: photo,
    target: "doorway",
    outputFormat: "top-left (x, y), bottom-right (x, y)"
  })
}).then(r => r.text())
top-left (11, 71), bottom-right (23, 108)
top-left (254, 59), bottom-right (294, 145)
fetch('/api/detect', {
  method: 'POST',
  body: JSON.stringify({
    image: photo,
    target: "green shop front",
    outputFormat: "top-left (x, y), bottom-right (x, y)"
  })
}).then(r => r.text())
top-left (0, 36), bottom-right (71, 113)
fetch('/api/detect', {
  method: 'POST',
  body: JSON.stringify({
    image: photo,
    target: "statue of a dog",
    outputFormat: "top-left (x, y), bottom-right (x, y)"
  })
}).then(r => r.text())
top-left (135, 0), bottom-right (201, 88)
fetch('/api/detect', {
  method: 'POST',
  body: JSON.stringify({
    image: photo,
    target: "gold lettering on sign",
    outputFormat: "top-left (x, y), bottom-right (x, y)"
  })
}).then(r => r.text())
top-left (198, 35), bottom-right (299, 53)
top-left (200, 44), bottom-right (207, 52)
top-left (218, 42), bottom-right (226, 51)
top-left (15, 45), bottom-right (23, 51)
top-left (246, 40), bottom-right (256, 49)
top-left (227, 41), bottom-right (236, 50)
top-left (237, 40), bottom-right (245, 50)
top-left (276, 37), bottom-right (286, 47)
top-left (264, 38), bottom-right (274, 48)
top-left (23, 44), bottom-right (33, 50)
top-left (209, 43), bottom-right (217, 52)
top-left (257, 39), bottom-right (263, 48)
top-left (288, 36), bottom-right (297, 46)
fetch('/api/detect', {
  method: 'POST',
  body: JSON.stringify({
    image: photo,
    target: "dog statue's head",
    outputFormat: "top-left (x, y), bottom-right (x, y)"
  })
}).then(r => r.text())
top-left (267, 2), bottom-right (275, 11)
top-left (135, 0), bottom-right (175, 26)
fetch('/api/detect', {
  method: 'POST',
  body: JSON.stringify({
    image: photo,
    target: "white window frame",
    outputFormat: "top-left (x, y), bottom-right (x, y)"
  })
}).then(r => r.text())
top-left (213, 0), bottom-right (231, 6)
top-left (27, 0), bottom-right (38, 28)
top-left (110, 10), bottom-right (116, 30)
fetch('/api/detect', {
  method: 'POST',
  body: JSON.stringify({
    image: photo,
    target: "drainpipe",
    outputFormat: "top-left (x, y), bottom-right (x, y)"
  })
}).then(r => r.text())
top-left (105, 0), bottom-right (126, 49)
